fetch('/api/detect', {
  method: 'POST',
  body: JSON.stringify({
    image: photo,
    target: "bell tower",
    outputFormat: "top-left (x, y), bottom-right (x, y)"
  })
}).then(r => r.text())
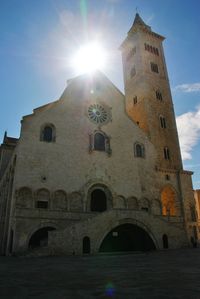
top-left (120, 13), bottom-right (182, 170)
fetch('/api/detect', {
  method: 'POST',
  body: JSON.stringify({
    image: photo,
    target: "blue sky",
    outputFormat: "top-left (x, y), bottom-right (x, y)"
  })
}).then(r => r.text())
top-left (0, 0), bottom-right (200, 188)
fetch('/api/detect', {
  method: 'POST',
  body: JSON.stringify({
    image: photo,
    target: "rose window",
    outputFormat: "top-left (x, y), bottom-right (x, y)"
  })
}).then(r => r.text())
top-left (88, 104), bottom-right (108, 124)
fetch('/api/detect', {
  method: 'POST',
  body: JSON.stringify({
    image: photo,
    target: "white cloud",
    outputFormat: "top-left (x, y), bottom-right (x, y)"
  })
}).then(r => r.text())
top-left (176, 107), bottom-right (200, 160)
top-left (175, 83), bottom-right (200, 93)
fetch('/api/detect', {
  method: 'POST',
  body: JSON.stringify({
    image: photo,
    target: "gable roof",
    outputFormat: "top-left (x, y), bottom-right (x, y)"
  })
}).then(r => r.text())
top-left (59, 70), bottom-right (125, 99)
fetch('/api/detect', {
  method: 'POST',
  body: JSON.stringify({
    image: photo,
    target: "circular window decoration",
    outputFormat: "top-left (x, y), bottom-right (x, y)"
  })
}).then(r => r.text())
top-left (88, 104), bottom-right (108, 124)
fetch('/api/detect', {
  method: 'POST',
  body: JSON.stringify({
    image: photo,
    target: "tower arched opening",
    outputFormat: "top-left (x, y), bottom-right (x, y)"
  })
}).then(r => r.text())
top-left (161, 186), bottom-right (176, 216)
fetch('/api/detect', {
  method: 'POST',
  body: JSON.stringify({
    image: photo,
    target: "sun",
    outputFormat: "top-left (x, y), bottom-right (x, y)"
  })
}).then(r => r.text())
top-left (71, 42), bottom-right (107, 74)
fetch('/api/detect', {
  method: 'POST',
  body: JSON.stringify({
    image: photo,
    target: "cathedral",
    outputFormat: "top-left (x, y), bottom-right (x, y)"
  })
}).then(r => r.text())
top-left (0, 14), bottom-right (198, 255)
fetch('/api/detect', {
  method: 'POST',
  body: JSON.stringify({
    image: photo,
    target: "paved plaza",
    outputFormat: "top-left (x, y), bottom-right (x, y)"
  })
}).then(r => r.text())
top-left (0, 249), bottom-right (200, 298)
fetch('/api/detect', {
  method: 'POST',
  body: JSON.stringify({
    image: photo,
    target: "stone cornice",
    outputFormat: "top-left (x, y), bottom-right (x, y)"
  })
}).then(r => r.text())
top-left (155, 166), bottom-right (193, 175)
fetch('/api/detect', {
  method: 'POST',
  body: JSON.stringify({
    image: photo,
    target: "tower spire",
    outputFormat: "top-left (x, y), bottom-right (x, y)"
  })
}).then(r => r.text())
top-left (128, 13), bottom-right (151, 34)
top-left (133, 13), bottom-right (147, 26)
top-left (3, 131), bottom-right (7, 143)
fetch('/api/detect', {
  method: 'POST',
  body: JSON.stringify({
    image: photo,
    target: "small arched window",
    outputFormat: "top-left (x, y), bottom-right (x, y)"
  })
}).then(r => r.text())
top-left (43, 126), bottom-right (53, 142)
top-left (164, 147), bottom-right (170, 160)
top-left (160, 116), bottom-right (166, 128)
top-left (127, 197), bottom-right (139, 210)
top-left (130, 66), bottom-right (136, 78)
top-left (190, 206), bottom-right (197, 222)
top-left (40, 124), bottom-right (56, 142)
top-left (53, 190), bottom-right (68, 211)
top-left (140, 198), bottom-right (150, 212)
top-left (36, 189), bottom-right (50, 209)
top-left (156, 90), bottom-right (163, 101)
top-left (133, 96), bottom-right (137, 105)
top-left (134, 143), bottom-right (145, 158)
top-left (151, 62), bottom-right (159, 73)
top-left (18, 187), bottom-right (32, 200)
top-left (17, 187), bottom-right (32, 208)
top-left (89, 131), bottom-right (111, 155)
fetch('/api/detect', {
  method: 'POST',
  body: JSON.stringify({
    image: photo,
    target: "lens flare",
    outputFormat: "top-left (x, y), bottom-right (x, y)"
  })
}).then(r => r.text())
top-left (71, 41), bottom-right (107, 74)
top-left (105, 282), bottom-right (115, 297)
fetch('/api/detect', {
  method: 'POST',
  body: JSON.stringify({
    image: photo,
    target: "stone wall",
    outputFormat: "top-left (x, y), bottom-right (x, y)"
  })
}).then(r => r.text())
top-left (48, 210), bottom-right (187, 255)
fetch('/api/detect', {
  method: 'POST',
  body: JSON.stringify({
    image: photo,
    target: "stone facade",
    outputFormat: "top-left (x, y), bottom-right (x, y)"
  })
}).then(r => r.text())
top-left (0, 14), bottom-right (198, 255)
top-left (194, 189), bottom-right (200, 243)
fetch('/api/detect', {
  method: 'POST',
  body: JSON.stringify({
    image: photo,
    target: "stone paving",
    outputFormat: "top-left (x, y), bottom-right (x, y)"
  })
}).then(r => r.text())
top-left (0, 249), bottom-right (200, 298)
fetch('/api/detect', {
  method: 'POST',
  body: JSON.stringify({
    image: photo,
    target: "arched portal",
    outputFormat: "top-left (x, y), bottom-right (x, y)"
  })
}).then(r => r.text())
top-left (99, 223), bottom-right (156, 252)
top-left (28, 227), bottom-right (56, 249)
top-left (83, 236), bottom-right (91, 254)
top-left (91, 189), bottom-right (107, 212)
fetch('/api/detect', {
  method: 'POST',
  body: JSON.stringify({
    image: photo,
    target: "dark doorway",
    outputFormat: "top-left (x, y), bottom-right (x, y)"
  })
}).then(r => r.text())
top-left (162, 234), bottom-right (168, 249)
top-left (99, 223), bottom-right (156, 252)
top-left (83, 236), bottom-right (91, 254)
top-left (91, 189), bottom-right (107, 212)
top-left (29, 227), bottom-right (56, 249)
top-left (9, 230), bottom-right (13, 254)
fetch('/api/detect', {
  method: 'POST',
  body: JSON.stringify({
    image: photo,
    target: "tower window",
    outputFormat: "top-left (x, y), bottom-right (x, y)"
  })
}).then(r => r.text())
top-left (190, 206), bottom-right (197, 222)
top-left (144, 43), bottom-right (159, 56)
top-left (133, 96), bottom-right (137, 105)
top-left (150, 62), bottom-right (159, 73)
top-left (165, 174), bottom-right (170, 181)
top-left (134, 143), bottom-right (145, 158)
top-left (164, 147), bottom-right (170, 160)
top-left (156, 90), bottom-right (163, 101)
top-left (160, 116), bottom-right (166, 128)
top-left (130, 67), bottom-right (136, 78)
top-left (126, 47), bottom-right (136, 61)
